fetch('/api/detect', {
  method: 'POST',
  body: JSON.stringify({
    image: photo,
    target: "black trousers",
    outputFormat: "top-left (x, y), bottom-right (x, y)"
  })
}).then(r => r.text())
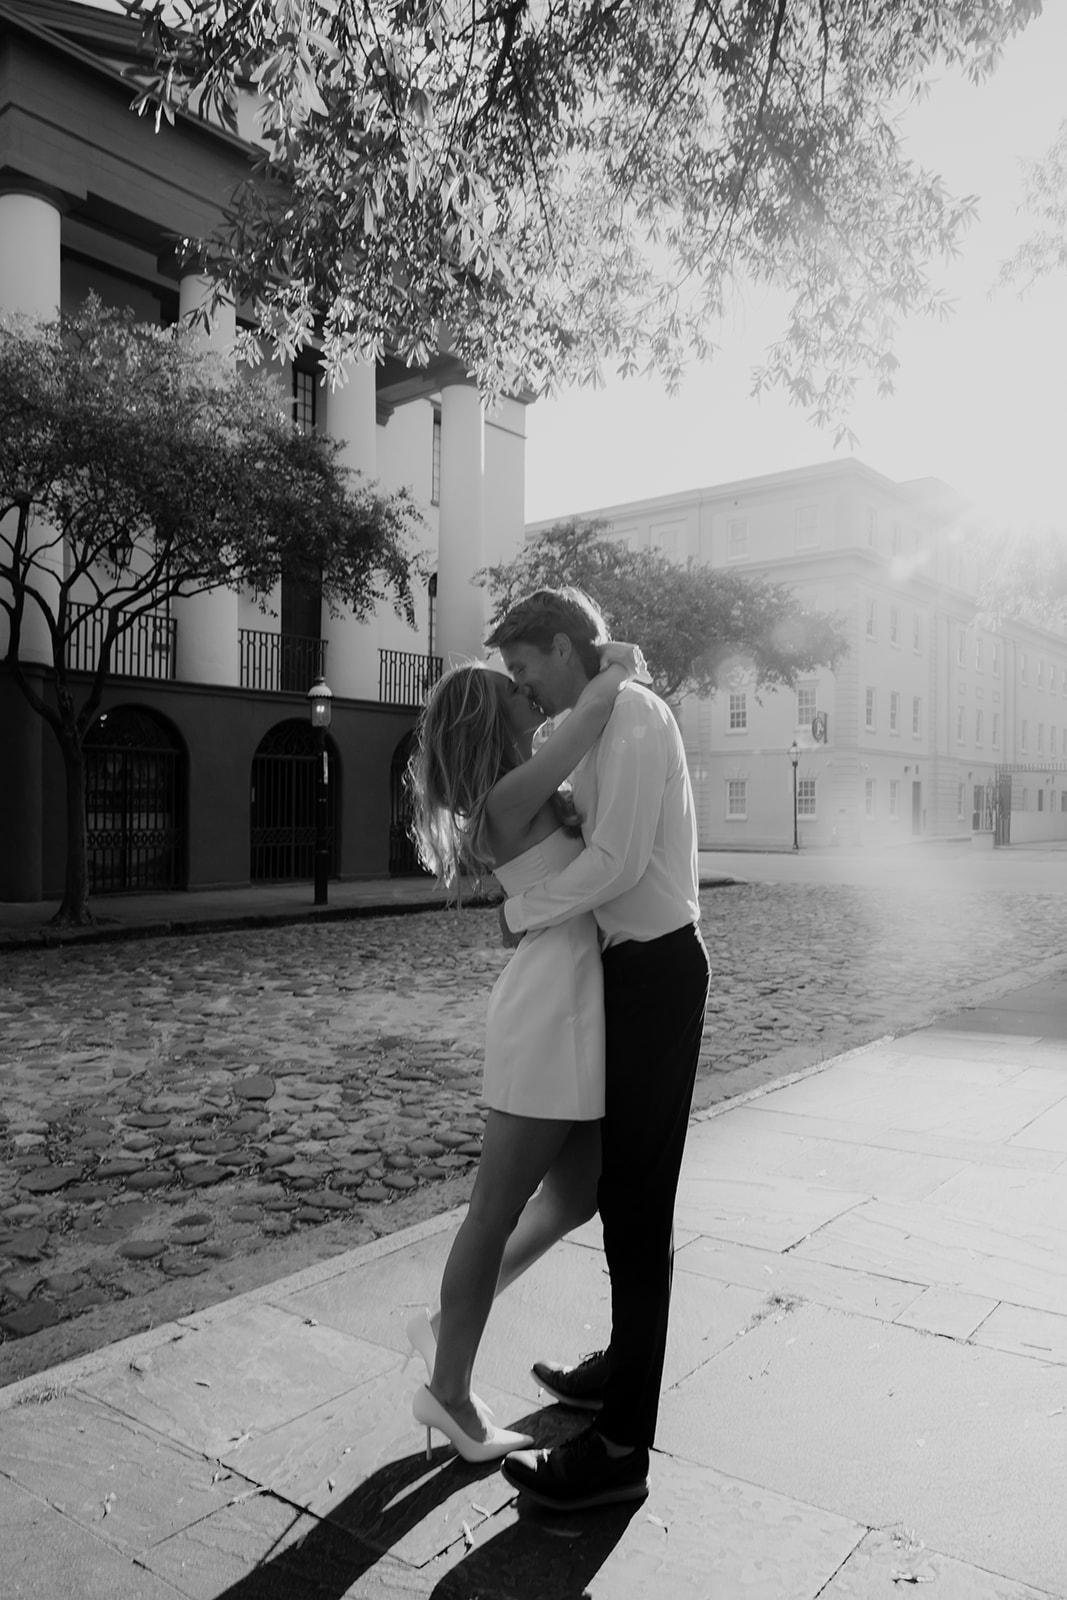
top-left (595, 922), bottom-right (710, 1449)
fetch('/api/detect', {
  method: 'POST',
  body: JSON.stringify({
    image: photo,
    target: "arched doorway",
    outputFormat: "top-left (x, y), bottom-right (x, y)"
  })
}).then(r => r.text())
top-left (389, 730), bottom-right (427, 876)
top-left (250, 720), bottom-right (339, 882)
top-left (84, 706), bottom-right (186, 893)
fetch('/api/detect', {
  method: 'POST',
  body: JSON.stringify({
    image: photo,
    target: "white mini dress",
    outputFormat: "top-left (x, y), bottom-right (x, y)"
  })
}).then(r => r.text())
top-left (483, 828), bottom-right (605, 1121)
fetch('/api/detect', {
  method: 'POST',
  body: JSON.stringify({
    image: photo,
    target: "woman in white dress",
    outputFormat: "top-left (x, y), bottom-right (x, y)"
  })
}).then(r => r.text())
top-left (405, 642), bottom-right (645, 1461)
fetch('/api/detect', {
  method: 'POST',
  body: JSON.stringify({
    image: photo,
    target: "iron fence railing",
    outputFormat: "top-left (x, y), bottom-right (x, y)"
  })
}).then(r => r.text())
top-left (239, 629), bottom-right (328, 692)
top-left (66, 603), bottom-right (176, 680)
top-left (379, 649), bottom-right (443, 707)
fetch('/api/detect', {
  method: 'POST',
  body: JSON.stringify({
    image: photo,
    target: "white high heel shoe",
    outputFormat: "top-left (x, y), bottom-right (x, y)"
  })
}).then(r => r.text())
top-left (405, 1309), bottom-right (495, 1418)
top-left (405, 1308), bottom-right (437, 1381)
top-left (413, 1386), bottom-right (533, 1464)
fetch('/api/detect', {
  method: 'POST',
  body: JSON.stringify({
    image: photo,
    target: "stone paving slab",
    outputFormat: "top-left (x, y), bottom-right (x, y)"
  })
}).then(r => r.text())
top-left (820, 1527), bottom-right (1060, 1599)
top-left (78, 1303), bottom-right (400, 1459)
top-left (0, 1472), bottom-right (184, 1600)
top-left (657, 1300), bottom-right (1067, 1596)
top-left (0, 1391), bottom-right (249, 1556)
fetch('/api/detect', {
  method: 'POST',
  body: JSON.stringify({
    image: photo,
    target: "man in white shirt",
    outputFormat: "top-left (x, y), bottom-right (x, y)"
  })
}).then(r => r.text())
top-left (486, 587), bottom-right (710, 1512)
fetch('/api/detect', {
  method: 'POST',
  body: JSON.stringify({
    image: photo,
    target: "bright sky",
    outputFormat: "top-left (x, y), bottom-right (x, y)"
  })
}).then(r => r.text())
top-left (524, 4), bottom-right (1067, 532)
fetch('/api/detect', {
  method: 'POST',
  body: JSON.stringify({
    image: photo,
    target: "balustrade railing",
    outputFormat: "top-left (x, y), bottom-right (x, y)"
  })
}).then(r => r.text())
top-left (66, 603), bottom-right (176, 680)
top-left (239, 629), bottom-right (327, 692)
top-left (379, 649), bottom-right (443, 707)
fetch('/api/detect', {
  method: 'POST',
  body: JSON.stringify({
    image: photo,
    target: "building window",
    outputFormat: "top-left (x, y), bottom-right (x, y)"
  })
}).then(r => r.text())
top-left (431, 405), bottom-right (442, 504)
top-left (866, 507), bottom-right (878, 549)
top-left (865, 599), bottom-right (876, 639)
top-left (795, 504), bottom-right (819, 548)
top-left (975, 637), bottom-right (982, 671)
top-left (889, 606), bottom-right (899, 646)
top-left (726, 779), bottom-right (747, 818)
top-left (797, 683), bottom-right (818, 727)
top-left (956, 630), bottom-right (965, 667)
top-left (728, 692), bottom-right (748, 732)
top-left (1052, 726), bottom-right (1058, 757)
top-left (1021, 652), bottom-right (1028, 686)
top-left (1062, 792), bottom-right (1067, 814)
top-left (974, 709), bottom-right (982, 745)
top-left (864, 779), bottom-right (875, 818)
top-left (1051, 665), bottom-right (1058, 694)
top-left (293, 367), bottom-right (316, 434)
top-left (992, 711), bottom-right (1000, 747)
top-left (889, 691), bottom-right (899, 734)
top-left (1038, 788), bottom-right (1045, 812)
top-left (992, 643), bottom-right (999, 675)
top-left (889, 779), bottom-right (899, 819)
top-left (797, 778), bottom-right (817, 818)
top-left (955, 705), bottom-right (965, 743)
top-left (865, 687), bottom-right (876, 731)
top-left (1038, 723), bottom-right (1045, 754)
top-left (1021, 719), bottom-right (1028, 753)
top-left (1038, 659), bottom-right (1045, 690)
top-left (727, 517), bottom-right (748, 559)
top-left (1019, 787), bottom-right (1028, 810)
top-left (957, 782), bottom-right (965, 818)
top-left (913, 615), bottom-right (923, 653)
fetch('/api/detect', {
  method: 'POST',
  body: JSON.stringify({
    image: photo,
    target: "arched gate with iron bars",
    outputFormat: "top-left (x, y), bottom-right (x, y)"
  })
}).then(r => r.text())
top-left (250, 720), bottom-right (339, 882)
top-left (84, 706), bottom-right (186, 893)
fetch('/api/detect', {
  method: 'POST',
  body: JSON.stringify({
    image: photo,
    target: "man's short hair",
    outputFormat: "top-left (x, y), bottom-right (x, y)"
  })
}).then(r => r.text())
top-left (484, 587), bottom-right (609, 679)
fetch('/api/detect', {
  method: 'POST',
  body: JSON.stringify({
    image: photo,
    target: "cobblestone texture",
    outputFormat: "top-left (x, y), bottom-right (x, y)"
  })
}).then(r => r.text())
top-left (1, 880), bottom-right (1064, 1381)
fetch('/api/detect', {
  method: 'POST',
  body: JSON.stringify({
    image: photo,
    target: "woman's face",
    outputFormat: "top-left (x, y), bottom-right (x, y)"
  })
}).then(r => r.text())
top-left (489, 671), bottom-right (543, 742)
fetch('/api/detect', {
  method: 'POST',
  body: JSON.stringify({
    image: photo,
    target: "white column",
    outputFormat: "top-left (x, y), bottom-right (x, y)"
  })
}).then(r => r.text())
top-left (0, 189), bottom-right (63, 666)
top-left (171, 272), bottom-right (241, 685)
top-left (322, 360), bottom-right (378, 699)
top-left (436, 380), bottom-right (485, 663)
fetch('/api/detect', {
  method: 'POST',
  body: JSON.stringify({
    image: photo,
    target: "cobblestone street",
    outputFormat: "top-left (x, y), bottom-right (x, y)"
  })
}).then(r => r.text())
top-left (2, 867), bottom-right (1066, 1383)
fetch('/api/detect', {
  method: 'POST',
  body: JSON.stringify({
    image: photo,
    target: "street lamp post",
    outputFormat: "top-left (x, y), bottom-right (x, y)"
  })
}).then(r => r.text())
top-left (307, 676), bottom-right (333, 905)
top-left (788, 740), bottom-right (800, 852)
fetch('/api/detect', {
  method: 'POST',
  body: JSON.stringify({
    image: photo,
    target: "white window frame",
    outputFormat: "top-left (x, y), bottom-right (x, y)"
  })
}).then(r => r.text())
top-left (975, 709), bottom-right (983, 745)
top-left (913, 615), bottom-right (923, 653)
top-left (888, 779), bottom-right (899, 820)
top-left (795, 504), bottom-right (820, 549)
top-left (889, 691), bottom-right (899, 735)
top-left (955, 705), bottom-right (965, 744)
top-left (912, 696), bottom-right (921, 737)
top-left (889, 606), bottom-right (899, 646)
top-left (864, 779), bottom-right (875, 819)
top-left (865, 598), bottom-right (876, 640)
top-left (992, 711), bottom-right (1000, 748)
top-left (796, 778), bottom-right (817, 819)
top-left (728, 691), bottom-right (748, 733)
top-left (1021, 718), bottom-right (1028, 753)
top-left (865, 687), bottom-right (876, 731)
top-left (726, 517), bottom-right (748, 560)
top-left (726, 778), bottom-right (747, 819)
top-left (796, 683), bottom-right (818, 728)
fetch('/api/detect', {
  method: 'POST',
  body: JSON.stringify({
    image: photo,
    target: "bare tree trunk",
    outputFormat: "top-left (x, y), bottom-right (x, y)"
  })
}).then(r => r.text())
top-left (53, 729), bottom-right (92, 926)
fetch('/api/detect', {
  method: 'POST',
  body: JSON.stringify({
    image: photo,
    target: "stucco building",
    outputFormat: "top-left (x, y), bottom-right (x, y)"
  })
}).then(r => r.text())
top-left (529, 460), bottom-right (1067, 850)
top-left (0, 0), bottom-right (525, 901)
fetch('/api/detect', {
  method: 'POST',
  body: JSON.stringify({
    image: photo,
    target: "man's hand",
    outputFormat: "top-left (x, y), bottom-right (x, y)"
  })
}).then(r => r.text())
top-left (499, 904), bottom-right (524, 948)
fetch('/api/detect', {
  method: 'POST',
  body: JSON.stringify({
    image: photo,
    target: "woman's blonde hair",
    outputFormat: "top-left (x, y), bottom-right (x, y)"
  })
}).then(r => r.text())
top-left (407, 661), bottom-right (521, 891)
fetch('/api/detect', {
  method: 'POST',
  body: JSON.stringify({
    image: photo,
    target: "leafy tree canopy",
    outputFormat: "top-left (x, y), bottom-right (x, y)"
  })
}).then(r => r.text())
top-left (0, 295), bottom-right (424, 922)
top-left (127, 0), bottom-right (1039, 429)
top-left (998, 115), bottom-right (1067, 291)
top-left (971, 522), bottom-right (1067, 635)
top-left (476, 517), bottom-right (849, 701)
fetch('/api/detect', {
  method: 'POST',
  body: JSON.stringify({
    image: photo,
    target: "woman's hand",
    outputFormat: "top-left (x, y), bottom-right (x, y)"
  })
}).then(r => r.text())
top-left (598, 641), bottom-right (652, 683)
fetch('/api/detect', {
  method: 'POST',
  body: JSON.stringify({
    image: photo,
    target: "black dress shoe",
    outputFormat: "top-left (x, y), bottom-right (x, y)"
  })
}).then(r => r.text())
top-left (501, 1427), bottom-right (649, 1511)
top-left (530, 1349), bottom-right (608, 1411)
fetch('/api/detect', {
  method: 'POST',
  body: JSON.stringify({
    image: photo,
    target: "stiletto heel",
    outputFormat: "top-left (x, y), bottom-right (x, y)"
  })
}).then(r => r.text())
top-left (412, 1386), bottom-right (533, 1464)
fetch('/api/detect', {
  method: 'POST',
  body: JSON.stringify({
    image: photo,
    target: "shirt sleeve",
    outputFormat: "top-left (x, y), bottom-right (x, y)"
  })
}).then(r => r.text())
top-left (503, 691), bottom-right (668, 933)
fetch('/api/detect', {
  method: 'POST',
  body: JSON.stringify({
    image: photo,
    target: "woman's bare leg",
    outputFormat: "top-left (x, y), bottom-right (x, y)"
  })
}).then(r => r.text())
top-left (430, 1109), bottom-right (576, 1441)
top-left (425, 1121), bottom-right (600, 1345)
top-left (494, 1119), bottom-right (601, 1296)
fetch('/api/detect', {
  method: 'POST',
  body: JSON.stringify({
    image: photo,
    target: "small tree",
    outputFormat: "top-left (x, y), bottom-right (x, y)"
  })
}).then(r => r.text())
top-left (0, 297), bottom-right (425, 925)
top-left (476, 518), bottom-right (848, 701)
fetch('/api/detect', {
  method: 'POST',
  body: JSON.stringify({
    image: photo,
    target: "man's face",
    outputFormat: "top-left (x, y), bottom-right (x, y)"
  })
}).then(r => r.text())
top-left (500, 639), bottom-right (575, 717)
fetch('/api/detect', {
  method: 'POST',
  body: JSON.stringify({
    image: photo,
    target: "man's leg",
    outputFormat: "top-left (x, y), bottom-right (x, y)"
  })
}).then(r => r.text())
top-left (595, 924), bottom-right (710, 1448)
top-left (503, 924), bottom-right (709, 1508)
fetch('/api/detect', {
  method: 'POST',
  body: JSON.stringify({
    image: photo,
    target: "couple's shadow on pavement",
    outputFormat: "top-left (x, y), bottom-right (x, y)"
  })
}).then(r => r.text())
top-left (214, 1408), bottom-right (638, 1600)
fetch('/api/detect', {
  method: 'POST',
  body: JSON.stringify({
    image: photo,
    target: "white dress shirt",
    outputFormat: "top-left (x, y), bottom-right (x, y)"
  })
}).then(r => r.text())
top-left (503, 682), bottom-right (701, 947)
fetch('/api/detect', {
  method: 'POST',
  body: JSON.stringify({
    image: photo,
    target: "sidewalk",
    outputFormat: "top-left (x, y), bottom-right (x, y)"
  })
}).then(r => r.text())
top-left (0, 863), bottom-right (737, 951)
top-left (2, 971), bottom-right (1066, 1598)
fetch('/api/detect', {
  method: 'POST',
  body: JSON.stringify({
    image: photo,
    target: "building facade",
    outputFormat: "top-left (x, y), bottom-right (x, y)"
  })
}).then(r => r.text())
top-left (529, 460), bottom-right (1067, 850)
top-left (0, 0), bottom-right (526, 901)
